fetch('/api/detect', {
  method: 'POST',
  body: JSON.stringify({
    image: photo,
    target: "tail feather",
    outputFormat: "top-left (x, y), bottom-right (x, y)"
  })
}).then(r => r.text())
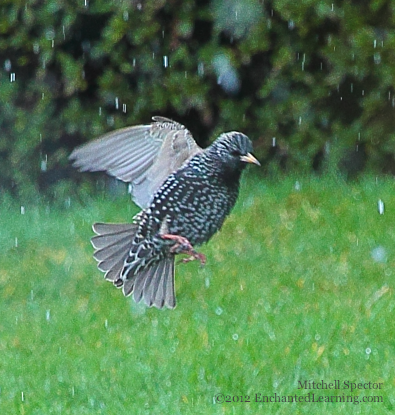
top-left (91, 222), bottom-right (138, 283)
top-left (92, 222), bottom-right (135, 237)
top-left (93, 236), bottom-right (132, 262)
top-left (96, 251), bottom-right (127, 277)
top-left (91, 222), bottom-right (176, 309)
top-left (92, 231), bottom-right (133, 252)
top-left (142, 264), bottom-right (161, 306)
top-left (132, 267), bottom-right (150, 303)
top-left (151, 259), bottom-right (175, 309)
top-left (122, 258), bottom-right (176, 309)
top-left (122, 272), bottom-right (138, 297)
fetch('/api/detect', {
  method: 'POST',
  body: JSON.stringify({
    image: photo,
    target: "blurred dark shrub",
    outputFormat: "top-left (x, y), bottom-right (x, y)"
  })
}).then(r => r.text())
top-left (1, 0), bottom-right (395, 199)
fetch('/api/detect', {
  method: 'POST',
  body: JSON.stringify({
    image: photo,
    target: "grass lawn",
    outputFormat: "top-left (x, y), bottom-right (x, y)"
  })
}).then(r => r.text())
top-left (0, 173), bottom-right (394, 414)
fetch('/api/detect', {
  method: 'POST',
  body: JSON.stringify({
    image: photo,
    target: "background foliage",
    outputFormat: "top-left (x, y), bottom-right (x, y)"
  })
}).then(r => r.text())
top-left (1, 0), bottom-right (395, 198)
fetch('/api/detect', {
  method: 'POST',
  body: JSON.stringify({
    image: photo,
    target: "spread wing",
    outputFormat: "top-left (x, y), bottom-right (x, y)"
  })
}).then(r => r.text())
top-left (69, 116), bottom-right (202, 208)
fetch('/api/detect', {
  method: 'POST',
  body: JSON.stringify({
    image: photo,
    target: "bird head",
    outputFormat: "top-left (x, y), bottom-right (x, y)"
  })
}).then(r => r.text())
top-left (210, 132), bottom-right (260, 174)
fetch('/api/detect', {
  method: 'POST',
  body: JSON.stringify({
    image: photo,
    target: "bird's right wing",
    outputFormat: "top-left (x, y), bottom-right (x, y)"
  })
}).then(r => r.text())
top-left (69, 116), bottom-right (202, 209)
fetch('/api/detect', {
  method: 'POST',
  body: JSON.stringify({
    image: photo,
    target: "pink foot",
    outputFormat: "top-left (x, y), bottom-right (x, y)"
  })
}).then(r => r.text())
top-left (161, 234), bottom-right (206, 266)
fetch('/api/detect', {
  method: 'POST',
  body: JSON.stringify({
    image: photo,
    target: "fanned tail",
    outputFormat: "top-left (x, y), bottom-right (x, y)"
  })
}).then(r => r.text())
top-left (91, 222), bottom-right (138, 284)
top-left (122, 257), bottom-right (176, 309)
top-left (91, 222), bottom-right (176, 309)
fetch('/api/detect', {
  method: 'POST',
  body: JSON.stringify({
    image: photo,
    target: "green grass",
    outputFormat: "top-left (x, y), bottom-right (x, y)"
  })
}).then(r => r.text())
top-left (1, 174), bottom-right (394, 414)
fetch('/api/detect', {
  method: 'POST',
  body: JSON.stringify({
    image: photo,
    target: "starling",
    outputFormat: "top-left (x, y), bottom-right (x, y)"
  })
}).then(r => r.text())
top-left (69, 116), bottom-right (259, 309)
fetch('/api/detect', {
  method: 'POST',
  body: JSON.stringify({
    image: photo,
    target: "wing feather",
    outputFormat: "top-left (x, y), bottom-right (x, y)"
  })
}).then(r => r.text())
top-left (69, 117), bottom-right (202, 208)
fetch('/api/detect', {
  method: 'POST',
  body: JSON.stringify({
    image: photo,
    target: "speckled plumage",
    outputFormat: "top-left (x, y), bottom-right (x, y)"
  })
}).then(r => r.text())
top-left (70, 117), bottom-right (259, 309)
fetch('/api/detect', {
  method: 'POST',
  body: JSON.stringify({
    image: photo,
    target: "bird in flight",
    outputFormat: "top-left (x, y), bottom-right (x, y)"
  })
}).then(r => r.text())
top-left (70, 116), bottom-right (260, 309)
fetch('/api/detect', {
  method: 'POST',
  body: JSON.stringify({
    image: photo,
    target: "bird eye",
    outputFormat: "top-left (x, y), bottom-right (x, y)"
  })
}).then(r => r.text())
top-left (230, 150), bottom-right (240, 157)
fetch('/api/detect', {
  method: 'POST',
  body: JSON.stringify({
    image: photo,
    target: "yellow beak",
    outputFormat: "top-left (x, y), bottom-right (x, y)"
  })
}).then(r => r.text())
top-left (240, 153), bottom-right (261, 166)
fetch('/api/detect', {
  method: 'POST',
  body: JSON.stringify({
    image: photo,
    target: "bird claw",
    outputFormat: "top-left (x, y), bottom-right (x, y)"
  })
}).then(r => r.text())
top-left (177, 252), bottom-right (206, 266)
top-left (161, 234), bottom-right (206, 266)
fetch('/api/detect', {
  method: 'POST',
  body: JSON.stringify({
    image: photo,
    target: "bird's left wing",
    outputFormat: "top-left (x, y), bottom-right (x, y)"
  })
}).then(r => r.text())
top-left (69, 116), bottom-right (202, 208)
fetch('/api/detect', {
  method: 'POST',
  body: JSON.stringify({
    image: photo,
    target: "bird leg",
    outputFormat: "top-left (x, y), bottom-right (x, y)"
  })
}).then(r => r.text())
top-left (160, 234), bottom-right (206, 265)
